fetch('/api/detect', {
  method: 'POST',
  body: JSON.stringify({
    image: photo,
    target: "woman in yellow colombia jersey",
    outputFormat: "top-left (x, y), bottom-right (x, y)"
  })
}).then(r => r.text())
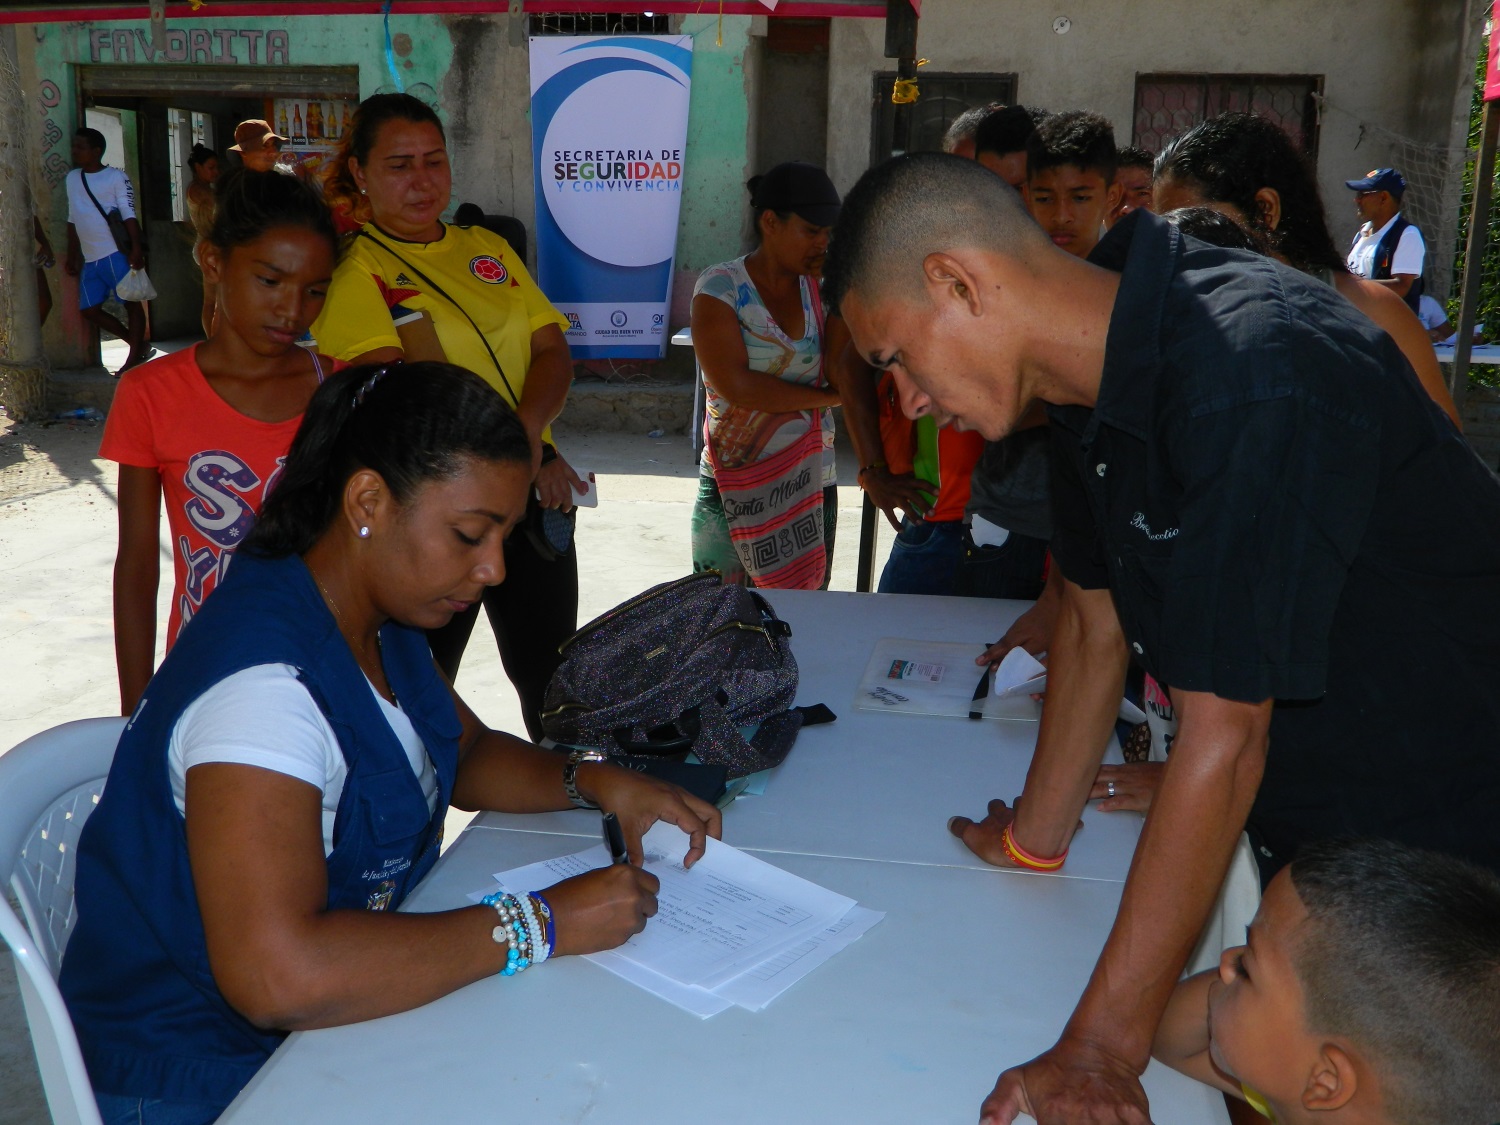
top-left (314, 93), bottom-right (579, 739)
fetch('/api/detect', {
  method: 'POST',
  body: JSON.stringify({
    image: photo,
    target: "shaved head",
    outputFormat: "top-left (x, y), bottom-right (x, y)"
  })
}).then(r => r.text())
top-left (822, 152), bottom-right (1049, 318)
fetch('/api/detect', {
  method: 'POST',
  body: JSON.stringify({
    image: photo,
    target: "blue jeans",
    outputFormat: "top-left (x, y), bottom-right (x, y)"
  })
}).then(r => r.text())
top-left (951, 526), bottom-right (1049, 601)
top-left (877, 518), bottom-right (965, 596)
top-left (96, 1094), bottom-right (226, 1125)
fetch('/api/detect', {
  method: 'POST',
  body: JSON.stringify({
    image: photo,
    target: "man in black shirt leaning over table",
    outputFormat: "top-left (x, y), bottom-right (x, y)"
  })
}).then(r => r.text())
top-left (823, 152), bottom-right (1500, 1125)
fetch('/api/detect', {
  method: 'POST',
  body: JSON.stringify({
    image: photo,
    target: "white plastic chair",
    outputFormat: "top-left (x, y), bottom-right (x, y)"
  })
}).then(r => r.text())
top-left (1, 716), bottom-right (125, 1125)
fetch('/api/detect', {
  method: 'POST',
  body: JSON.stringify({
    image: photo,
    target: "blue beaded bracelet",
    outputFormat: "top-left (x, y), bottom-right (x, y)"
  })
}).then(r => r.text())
top-left (481, 891), bottom-right (535, 976)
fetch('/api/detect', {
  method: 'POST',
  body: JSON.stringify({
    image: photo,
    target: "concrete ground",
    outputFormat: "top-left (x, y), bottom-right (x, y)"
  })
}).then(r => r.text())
top-left (0, 404), bottom-right (876, 1123)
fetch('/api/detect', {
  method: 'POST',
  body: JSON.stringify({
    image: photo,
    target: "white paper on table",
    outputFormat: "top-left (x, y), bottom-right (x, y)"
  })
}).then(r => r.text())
top-left (709, 905), bottom-right (884, 1011)
top-left (990, 646), bottom-right (1047, 699)
top-left (855, 638), bottom-right (1040, 722)
top-left (588, 950), bottom-right (734, 1019)
top-left (492, 823), bottom-right (856, 988)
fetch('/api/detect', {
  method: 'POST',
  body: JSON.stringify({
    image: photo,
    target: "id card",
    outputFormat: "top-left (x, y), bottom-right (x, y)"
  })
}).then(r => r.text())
top-left (887, 659), bottom-right (945, 683)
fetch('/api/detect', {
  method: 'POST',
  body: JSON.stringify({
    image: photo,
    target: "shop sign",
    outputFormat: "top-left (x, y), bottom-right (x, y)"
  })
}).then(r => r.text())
top-left (529, 35), bottom-right (693, 359)
top-left (87, 27), bottom-right (292, 65)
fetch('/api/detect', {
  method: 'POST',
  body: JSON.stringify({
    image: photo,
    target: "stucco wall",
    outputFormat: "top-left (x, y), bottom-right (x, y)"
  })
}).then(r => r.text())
top-left (828, 0), bottom-right (1481, 293)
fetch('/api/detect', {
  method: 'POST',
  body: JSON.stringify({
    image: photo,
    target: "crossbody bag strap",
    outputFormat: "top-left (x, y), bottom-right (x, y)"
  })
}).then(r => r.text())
top-left (79, 171), bottom-right (125, 250)
top-left (355, 227), bottom-right (521, 407)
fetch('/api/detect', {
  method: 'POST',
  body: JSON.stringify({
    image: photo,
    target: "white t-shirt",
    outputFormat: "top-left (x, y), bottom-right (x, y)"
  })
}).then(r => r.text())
top-left (1346, 212), bottom-right (1425, 281)
top-left (66, 166), bottom-right (137, 264)
top-left (168, 664), bottom-right (439, 857)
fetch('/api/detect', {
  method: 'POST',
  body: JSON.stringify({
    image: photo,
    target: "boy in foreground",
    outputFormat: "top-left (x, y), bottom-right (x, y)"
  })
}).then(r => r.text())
top-left (1154, 838), bottom-right (1500, 1124)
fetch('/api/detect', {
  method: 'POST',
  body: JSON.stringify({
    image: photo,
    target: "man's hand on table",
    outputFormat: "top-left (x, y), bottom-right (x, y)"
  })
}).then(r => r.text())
top-left (576, 760), bottom-right (723, 867)
top-left (948, 798), bottom-right (1082, 866)
top-left (948, 798), bottom-right (1022, 867)
top-left (979, 1036), bottom-right (1152, 1124)
top-left (1091, 762), bottom-right (1165, 814)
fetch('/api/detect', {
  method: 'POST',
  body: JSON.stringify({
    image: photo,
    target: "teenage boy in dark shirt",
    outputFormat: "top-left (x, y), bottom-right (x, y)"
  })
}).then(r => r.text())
top-left (824, 152), bottom-right (1500, 1125)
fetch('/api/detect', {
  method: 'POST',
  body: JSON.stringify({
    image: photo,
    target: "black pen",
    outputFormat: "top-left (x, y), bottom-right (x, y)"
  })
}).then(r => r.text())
top-left (969, 642), bottom-right (998, 721)
top-left (602, 811), bottom-right (630, 865)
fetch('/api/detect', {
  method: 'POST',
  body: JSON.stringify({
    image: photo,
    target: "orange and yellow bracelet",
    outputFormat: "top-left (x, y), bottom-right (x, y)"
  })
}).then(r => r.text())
top-left (1001, 823), bottom-right (1067, 871)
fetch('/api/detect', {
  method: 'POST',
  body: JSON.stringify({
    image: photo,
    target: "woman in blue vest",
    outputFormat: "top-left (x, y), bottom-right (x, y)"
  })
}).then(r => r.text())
top-left (61, 361), bottom-right (722, 1125)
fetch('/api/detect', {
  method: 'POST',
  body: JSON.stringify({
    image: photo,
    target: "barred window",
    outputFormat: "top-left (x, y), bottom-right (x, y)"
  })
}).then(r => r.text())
top-left (529, 12), bottom-right (671, 35)
top-left (1133, 74), bottom-right (1322, 157)
top-left (871, 73), bottom-right (1017, 161)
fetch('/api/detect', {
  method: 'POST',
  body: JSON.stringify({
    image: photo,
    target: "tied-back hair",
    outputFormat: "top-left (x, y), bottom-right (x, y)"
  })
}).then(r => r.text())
top-left (746, 174), bottom-right (792, 234)
top-left (322, 92), bottom-right (445, 231)
top-left (1161, 206), bottom-right (1268, 254)
top-left (208, 168), bottom-right (337, 254)
top-left (1289, 839), bottom-right (1500, 1125)
top-left (1154, 112), bottom-right (1345, 274)
top-left (188, 143), bottom-right (218, 172)
top-left (244, 362), bottom-right (531, 558)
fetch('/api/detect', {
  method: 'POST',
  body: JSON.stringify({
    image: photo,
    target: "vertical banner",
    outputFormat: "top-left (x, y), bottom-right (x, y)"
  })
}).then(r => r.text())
top-left (529, 35), bottom-right (693, 359)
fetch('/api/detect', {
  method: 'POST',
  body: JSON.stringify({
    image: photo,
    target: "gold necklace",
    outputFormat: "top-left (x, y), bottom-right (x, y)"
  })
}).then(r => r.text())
top-left (314, 573), bottom-right (391, 699)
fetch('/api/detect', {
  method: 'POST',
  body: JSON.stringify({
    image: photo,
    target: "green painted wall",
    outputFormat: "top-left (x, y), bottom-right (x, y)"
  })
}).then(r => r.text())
top-left (26, 14), bottom-right (452, 235)
top-left (24, 13), bottom-right (453, 364)
top-left (677, 14), bottom-right (754, 274)
top-left (22, 12), bottom-right (754, 354)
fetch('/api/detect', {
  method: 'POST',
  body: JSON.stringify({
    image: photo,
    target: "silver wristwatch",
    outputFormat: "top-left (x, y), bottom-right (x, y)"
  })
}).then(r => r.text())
top-left (563, 748), bottom-right (608, 808)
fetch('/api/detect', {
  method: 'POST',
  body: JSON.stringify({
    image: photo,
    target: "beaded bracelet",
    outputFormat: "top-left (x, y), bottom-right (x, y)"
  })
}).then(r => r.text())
top-left (520, 893), bottom-right (552, 965)
top-left (531, 892), bottom-right (557, 959)
top-left (1001, 823), bottom-right (1067, 871)
top-left (481, 892), bottom-right (535, 976)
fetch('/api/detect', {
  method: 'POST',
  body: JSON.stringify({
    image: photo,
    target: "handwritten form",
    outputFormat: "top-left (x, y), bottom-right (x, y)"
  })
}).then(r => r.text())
top-left (476, 823), bottom-right (883, 1018)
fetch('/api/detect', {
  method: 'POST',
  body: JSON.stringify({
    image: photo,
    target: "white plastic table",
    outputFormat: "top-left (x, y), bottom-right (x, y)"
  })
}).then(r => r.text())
top-left (670, 325), bottom-right (705, 455)
top-left (1434, 342), bottom-right (1500, 364)
top-left (470, 591), bottom-right (1145, 882)
top-left (219, 591), bottom-right (1228, 1125)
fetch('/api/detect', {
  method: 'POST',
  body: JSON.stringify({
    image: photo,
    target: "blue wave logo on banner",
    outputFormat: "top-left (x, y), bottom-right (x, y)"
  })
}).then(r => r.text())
top-left (530, 36), bottom-right (693, 359)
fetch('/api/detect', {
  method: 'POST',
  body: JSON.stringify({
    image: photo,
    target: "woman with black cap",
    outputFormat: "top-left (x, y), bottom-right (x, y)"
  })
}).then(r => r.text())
top-left (690, 162), bottom-right (844, 589)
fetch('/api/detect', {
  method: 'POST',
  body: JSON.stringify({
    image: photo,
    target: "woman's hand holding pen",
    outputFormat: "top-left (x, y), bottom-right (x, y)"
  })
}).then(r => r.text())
top-left (541, 768), bottom-right (722, 956)
top-left (574, 760), bottom-right (723, 868)
top-left (542, 864), bottom-right (660, 956)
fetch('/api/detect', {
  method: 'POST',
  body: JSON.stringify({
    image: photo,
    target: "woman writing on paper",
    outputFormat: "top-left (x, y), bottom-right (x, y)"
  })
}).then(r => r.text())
top-left (62, 362), bottom-right (721, 1125)
top-left (690, 163), bottom-right (844, 589)
top-left (314, 93), bottom-right (580, 739)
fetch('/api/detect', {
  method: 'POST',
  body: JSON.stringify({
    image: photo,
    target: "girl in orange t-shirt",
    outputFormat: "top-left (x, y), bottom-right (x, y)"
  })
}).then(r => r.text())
top-left (101, 170), bottom-right (341, 714)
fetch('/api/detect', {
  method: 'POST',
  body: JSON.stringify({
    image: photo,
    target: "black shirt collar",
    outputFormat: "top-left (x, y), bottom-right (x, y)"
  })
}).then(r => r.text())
top-left (1084, 209), bottom-right (1185, 442)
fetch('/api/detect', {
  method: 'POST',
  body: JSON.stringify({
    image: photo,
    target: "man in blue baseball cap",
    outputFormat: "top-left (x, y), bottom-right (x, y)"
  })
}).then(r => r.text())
top-left (1345, 167), bottom-right (1424, 313)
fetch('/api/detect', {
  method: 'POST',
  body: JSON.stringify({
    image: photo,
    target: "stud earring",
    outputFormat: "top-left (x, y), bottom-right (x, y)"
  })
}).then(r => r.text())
top-left (358, 526), bottom-right (371, 539)
top-left (359, 188), bottom-right (367, 195)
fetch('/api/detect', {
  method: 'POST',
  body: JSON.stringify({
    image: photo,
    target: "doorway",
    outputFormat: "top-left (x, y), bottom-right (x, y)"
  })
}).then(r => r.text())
top-left (77, 64), bottom-right (358, 345)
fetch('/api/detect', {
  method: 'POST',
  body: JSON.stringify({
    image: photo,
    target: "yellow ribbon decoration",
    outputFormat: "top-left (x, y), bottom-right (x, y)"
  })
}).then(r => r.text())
top-left (890, 59), bottom-right (928, 105)
top-left (188, 0), bottom-right (205, 9)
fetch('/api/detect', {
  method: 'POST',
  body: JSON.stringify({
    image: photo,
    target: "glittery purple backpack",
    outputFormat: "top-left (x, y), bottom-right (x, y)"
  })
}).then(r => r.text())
top-left (541, 573), bottom-right (823, 778)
